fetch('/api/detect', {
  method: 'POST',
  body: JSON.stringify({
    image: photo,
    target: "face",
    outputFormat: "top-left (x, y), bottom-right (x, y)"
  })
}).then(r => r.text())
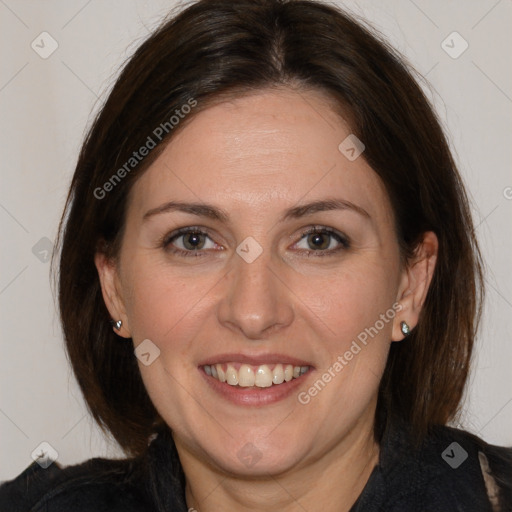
top-left (97, 88), bottom-right (425, 477)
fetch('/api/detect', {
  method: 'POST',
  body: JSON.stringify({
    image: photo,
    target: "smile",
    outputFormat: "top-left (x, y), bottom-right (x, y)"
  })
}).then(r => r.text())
top-left (203, 363), bottom-right (311, 388)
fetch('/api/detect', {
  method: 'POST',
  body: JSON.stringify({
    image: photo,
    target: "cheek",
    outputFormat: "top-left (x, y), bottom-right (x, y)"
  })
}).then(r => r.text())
top-left (299, 264), bottom-right (396, 408)
top-left (300, 258), bottom-right (398, 346)
top-left (121, 259), bottom-right (217, 345)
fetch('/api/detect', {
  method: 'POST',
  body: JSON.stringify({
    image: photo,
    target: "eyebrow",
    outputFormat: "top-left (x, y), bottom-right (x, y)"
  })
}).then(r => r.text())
top-left (142, 198), bottom-right (370, 223)
top-left (281, 198), bottom-right (370, 221)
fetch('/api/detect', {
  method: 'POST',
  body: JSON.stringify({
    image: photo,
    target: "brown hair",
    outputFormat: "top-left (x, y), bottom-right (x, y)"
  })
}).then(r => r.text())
top-left (55, 0), bottom-right (483, 456)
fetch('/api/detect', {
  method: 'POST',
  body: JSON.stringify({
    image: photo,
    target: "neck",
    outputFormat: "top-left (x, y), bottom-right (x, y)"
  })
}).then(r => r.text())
top-left (179, 415), bottom-right (380, 512)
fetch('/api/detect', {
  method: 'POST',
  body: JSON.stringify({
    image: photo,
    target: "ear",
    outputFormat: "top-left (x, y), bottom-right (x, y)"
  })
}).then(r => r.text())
top-left (392, 231), bottom-right (438, 342)
top-left (94, 251), bottom-right (131, 338)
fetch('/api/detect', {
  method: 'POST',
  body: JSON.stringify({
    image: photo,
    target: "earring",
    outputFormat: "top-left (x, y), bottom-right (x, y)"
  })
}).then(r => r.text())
top-left (400, 321), bottom-right (411, 337)
top-left (110, 319), bottom-right (122, 330)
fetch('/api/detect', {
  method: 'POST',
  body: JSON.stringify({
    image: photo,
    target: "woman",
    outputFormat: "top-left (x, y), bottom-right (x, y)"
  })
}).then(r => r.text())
top-left (1, 0), bottom-right (510, 510)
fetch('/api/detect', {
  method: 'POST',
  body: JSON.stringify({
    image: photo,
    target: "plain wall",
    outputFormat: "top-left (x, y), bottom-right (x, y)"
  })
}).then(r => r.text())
top-left (1, 0), bottom-right (511, 481)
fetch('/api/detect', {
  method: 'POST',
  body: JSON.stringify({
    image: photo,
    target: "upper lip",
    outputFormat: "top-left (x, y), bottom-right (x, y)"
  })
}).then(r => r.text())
top-left (198, 353), bottom-right (314, 368)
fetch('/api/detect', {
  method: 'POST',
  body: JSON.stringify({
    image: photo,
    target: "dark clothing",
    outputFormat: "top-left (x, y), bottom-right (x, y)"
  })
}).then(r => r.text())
top-left (1, 419), bottom-right (511, 511)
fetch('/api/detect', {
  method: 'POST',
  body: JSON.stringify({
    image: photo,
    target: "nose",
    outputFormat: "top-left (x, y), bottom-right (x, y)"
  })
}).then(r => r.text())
top-left (217, 249), bottom-right (294, 340)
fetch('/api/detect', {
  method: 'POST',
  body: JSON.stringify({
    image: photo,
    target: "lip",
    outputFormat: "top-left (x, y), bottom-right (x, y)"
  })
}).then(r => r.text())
top-left (198, 353), bottom-right (315, 407)
top-left (198, 352), bottom-right (313, 368)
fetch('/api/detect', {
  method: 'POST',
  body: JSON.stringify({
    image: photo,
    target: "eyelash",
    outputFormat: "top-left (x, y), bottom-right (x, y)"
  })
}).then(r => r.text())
top-left (161, 225), bottom-right (350, 258)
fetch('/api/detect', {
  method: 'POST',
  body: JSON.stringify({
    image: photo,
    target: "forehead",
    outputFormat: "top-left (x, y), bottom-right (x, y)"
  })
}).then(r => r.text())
top-left (127, 88), bottom-right (393, 226)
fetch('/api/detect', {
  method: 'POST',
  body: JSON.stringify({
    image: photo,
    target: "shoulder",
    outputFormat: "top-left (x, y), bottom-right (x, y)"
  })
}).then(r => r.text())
top-left (354, 421), bottom-right (512, 511)
top-left (394, 424), bottom-right (511, 510)
top-left (421, 425), bottom-right (511, 509)
top-left (0, 456), bottom-right (153, 512)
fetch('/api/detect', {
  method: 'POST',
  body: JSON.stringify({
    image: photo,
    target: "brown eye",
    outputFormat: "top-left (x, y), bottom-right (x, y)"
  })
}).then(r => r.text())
top-left (164, 227), bottom-right (218, 255)
top-left (306, 232), bottom-right (331, 250)
top-left (181, 232), bottom-right (206, 250)
top-left (294, 227), bottom-right (350, 256)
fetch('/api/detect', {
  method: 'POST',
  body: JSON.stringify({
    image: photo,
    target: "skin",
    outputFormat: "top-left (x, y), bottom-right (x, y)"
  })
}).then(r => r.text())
top-left (96, 88), bottom-right (438, 512)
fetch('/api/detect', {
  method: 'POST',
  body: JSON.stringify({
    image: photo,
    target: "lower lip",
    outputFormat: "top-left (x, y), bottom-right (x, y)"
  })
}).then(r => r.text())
top-left (200, 368), bottom-right (313, 406)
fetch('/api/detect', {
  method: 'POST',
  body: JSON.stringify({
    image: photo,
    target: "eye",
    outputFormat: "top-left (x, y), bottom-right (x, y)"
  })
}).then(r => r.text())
top-left (162, 225), bottom-right (349, 258)
top-left (294, 226), bottom-right (349, 256)
top-left (163, 227), bottom-right (219, 256)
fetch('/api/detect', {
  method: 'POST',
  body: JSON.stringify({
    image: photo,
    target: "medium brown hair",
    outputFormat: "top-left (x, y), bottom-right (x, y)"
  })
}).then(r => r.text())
top-left (55, 0), bottom-right (483, 456)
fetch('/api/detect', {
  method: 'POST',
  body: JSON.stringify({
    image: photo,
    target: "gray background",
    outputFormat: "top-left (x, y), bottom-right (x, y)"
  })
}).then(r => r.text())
top-left (1, 0), bottom-right (511, 480)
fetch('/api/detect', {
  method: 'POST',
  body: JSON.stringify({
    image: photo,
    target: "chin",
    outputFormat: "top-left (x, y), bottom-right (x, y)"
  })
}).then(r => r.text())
top-left (201, 428), bottom-right (311, 477)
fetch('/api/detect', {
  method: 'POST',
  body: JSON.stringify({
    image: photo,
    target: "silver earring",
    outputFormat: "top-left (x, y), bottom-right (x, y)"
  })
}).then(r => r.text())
top-left (110, 320), bottom-right (122, 330)
top-left (400, 321), bottom-right (411, 337)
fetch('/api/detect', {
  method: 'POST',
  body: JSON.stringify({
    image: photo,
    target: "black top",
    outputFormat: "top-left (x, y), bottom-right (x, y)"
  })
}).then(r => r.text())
top-left (1, 419), bottom-right (511, 511)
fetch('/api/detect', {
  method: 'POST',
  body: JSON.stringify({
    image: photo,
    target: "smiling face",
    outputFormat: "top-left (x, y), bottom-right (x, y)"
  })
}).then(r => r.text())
top-left (96, 88), bottom-right (430, 478)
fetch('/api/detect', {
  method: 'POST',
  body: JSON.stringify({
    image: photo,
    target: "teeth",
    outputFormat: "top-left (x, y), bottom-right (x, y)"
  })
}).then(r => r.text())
top-left (226, 364), bottom-right (238, 386)
top-left (204, 362), bottom-right (310, 388)
top-left (238, 364), bottom-right (255, 387)
top-left (272, 364), bottom-right (284, 384)
top-left (217, 365), bottom-right (226, 383)
top-left (255, 365), bottom-right (273, 387)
